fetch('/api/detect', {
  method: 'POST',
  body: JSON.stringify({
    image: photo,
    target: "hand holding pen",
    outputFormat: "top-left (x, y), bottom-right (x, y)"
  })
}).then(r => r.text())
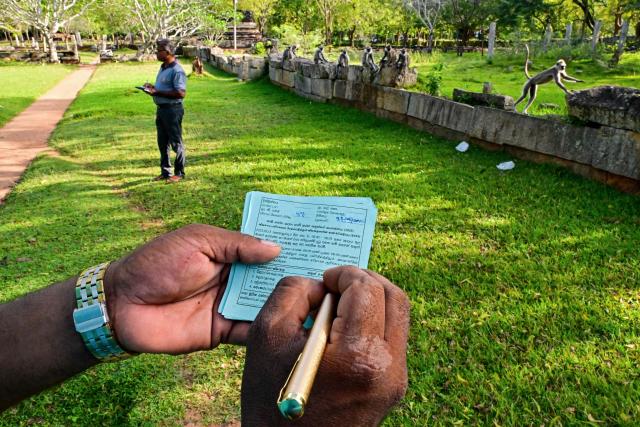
top-left (241, 266), bottom-right (410, 426)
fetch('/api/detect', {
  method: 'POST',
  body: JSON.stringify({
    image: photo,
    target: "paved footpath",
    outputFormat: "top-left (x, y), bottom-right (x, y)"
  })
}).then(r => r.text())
top-left (0, 64), bottom-right (96, 203)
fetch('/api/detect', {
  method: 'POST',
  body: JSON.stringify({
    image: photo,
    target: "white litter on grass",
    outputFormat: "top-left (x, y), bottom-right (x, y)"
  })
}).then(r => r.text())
top-left (496, 161), bottom-right (516, 171)
top-left (455, 141), bottom-right (469, 152)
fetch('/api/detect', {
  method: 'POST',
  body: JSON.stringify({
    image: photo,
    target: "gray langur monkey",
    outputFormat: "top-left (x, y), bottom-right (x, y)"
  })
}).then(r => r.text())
top-left (379, 44), bottom-right (396, 68)
top-left (362, 47), bottom-right (379, 73)
top-left (514, 44), bottom-right (584, 114)
top-left (396, 48), bottom-right (409, 72)
top-left (314, 45), bottom-right (328, 64)
top-left (282, 45), bottom-right (297, 63)
top-left (337, 49), bottom-right (349, 69)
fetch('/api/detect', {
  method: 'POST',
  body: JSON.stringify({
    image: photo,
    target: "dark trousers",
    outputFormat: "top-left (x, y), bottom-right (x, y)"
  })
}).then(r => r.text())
top-left (156, 104), bottom-right (185, 177)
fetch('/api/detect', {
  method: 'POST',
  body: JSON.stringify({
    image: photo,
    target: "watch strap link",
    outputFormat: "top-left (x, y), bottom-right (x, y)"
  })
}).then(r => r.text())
top-left (74, 262), bottom-right (131, 362)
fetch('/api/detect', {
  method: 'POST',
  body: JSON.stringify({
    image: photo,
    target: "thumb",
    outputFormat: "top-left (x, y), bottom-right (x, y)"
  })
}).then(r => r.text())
top-left (185, 224), bottom-right (281, 264)
top-left (250, 277), bottom-right (326, 351)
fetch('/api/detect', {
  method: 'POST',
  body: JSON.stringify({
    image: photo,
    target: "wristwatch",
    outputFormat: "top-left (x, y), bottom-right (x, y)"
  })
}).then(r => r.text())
top-left (73, 262), bottom-right (131, 361)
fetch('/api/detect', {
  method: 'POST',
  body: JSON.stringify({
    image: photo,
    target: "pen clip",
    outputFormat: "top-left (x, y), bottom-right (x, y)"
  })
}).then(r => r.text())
top-left (277, 352), bottom-right (303, 404)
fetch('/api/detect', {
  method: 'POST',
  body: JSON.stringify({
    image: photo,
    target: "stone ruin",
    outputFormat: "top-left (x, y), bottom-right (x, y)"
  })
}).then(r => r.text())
top-left (190, 46), bottom-right (639, 193)
top-left (219, 11), bottom-right (262, 49)
top-left (567, 86), bottom-right (640, 133)
top-left (452, 88), bottom-right (515, 111)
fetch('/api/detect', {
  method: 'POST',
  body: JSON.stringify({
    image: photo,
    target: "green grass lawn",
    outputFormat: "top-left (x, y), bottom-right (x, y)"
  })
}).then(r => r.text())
top-left (412, 49), bottom-right (640, 117)
top-left (1, 62), bottom-right (639, 426)
top-left (0, 63), bottom-right (75, 127)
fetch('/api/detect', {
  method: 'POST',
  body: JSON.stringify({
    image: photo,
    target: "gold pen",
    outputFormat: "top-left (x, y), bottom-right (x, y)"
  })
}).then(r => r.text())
top-left (277, 293), bottom-right (337, 420)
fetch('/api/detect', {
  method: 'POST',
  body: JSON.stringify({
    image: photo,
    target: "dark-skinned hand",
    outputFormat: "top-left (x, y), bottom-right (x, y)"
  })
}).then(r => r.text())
top-left (241, 266), bottom-right (410, 426)
top-left (103, 224), bottom-right (281, 354)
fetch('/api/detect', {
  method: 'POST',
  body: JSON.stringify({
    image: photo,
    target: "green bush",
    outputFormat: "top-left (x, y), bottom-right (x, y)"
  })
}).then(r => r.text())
top-left (424, 63), bottom-right (444, 96)
top-left (253, 42), bottom-right (266, 56)
top-left (271, 23), bottom-right (323, 55)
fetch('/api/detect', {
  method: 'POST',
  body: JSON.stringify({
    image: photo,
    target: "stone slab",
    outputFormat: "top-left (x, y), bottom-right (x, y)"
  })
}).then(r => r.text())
top-left (589, 126), bottom-right (640, 179)
top-left (248, 68), bottom-right (265, 80)
top-left (374, 66), bottom-right (418, 88)
top-left (361, 84), bottom-right (379, 111)
top-left (295, 90), bottom-right (327, 103)
top-left (381, 87), bottom-right (410, 114)
top-left (281, 70), bottom-right (296, 88)
top-left (250, 57), bottom-right (266, 69)
top-left (282, 59), bottom-right (296, 72)
top-left (453, 88), bottom-right (515, 111)
top-left (347, 65), bottom-right (363, 82)
top-left (333, 80), bottom-right (347, 99)
top-left (182, 46), bottom-right (197, 57)
top-left (311, 78), bottom-right (333, 99)
top-left (295, 74), bottom-right (312, 93)
top-left (567, 86), bottom-right (640, 133)
top-left (270, 67), bottom-right (282, 83)
top-left (334, 80), bottom-right (363, 103)
top-left (407, 93), bottom-right (474, 134)
top-left (362, 67), bottom-right (376, 84)
top-left (346, 82), bottom-right (364, 103)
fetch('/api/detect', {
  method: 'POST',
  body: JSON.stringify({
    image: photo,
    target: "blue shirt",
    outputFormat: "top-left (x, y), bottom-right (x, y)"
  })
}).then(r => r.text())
top-left (153, 60), bottom-right (187, 105)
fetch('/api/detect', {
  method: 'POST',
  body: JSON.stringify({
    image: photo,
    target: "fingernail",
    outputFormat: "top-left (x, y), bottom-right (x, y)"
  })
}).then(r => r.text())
top-left (260, 239), bottom-right (280, 247)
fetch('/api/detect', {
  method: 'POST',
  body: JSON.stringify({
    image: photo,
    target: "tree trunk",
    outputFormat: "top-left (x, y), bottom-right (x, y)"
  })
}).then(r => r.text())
top-left (73, 35), bottom-right (79, 61)
top-left (613, 9), bottom-right (623, 37)
top-left (610, 20), bottom-right (629, 66)
top-left (565, 23), bottom-right (572, 45)
top-left (591, 20), bottom-right (601, 54)
top-left (572, 0), bottom-right (595, 31)
top-left (75, 32), bottom-right (83, 47)
top-left (542, 23), bottom-right (552, 52)
top-left (348, 27), bottom-right (355, 47)
top-left (65, 35), bottom-right (70, 50)
top-left (46, 34), bottom-right (59, 62)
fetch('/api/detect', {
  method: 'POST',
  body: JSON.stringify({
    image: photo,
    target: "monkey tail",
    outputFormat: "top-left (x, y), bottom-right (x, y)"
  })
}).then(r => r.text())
top-left (524, 44), bottom-right (531, 79)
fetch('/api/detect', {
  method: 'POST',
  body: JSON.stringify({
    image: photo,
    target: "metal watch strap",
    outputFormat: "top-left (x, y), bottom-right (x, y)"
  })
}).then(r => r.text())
top-left (74, 262), bottom-right (131, 361)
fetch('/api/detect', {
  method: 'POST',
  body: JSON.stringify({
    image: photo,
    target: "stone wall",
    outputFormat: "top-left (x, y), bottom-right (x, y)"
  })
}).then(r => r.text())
top-left (267, 56), bottom-right (639, 193)
top-left (188, 46), bottom-right (268, 81)
top-left (191, 48), bottom-right (639, 193)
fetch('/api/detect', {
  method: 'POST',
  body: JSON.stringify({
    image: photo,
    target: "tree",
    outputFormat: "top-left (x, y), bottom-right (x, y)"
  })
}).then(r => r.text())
top-left (572, 0), bottom-right (601, 31)
top-left (333, 0), bottom-right (382, 46)
top-left (315, 0), bottom-right (346, 45)
top-left (124, 0), bottom-right (230, 54)
top-left (403, 0), bottom-right (444, 49)
top-left (3, 0), bottom-right (95, 62)
top-left (239, 0), bottom-right (278, 35)
top-left (442, 0), bottom-right (492, 46)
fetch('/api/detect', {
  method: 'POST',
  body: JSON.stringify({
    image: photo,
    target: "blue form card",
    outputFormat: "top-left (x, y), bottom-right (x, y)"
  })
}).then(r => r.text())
top-left (219, 192), bottom-right (377, 321)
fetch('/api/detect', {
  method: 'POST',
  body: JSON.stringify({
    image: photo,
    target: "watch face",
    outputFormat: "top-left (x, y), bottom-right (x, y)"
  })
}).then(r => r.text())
top-left (73, 303), bottom-right (108, 333)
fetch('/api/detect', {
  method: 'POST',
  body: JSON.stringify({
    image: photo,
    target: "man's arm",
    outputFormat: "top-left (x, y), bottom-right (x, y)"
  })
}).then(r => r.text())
top-left (0, 225), bottom-right (280, 411)
top-left (0, 278), bottom-right (99, 410)
top-left (147, 88), bottom-right (185, 99)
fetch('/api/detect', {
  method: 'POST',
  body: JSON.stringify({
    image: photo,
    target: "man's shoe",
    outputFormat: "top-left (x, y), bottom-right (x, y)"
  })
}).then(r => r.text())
top-left (167, 175), bottom-right (183, 183)
top-left (153, 175), bottom-right (169, 181)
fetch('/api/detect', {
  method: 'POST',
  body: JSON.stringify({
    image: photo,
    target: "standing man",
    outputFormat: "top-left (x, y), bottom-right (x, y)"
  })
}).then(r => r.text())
top-left (144, 39), bottom-right (187, 182)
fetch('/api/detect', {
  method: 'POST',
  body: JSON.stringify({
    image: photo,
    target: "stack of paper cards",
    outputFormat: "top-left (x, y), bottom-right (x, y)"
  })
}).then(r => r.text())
top-left (219, 192), bottom-right (378, 321)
